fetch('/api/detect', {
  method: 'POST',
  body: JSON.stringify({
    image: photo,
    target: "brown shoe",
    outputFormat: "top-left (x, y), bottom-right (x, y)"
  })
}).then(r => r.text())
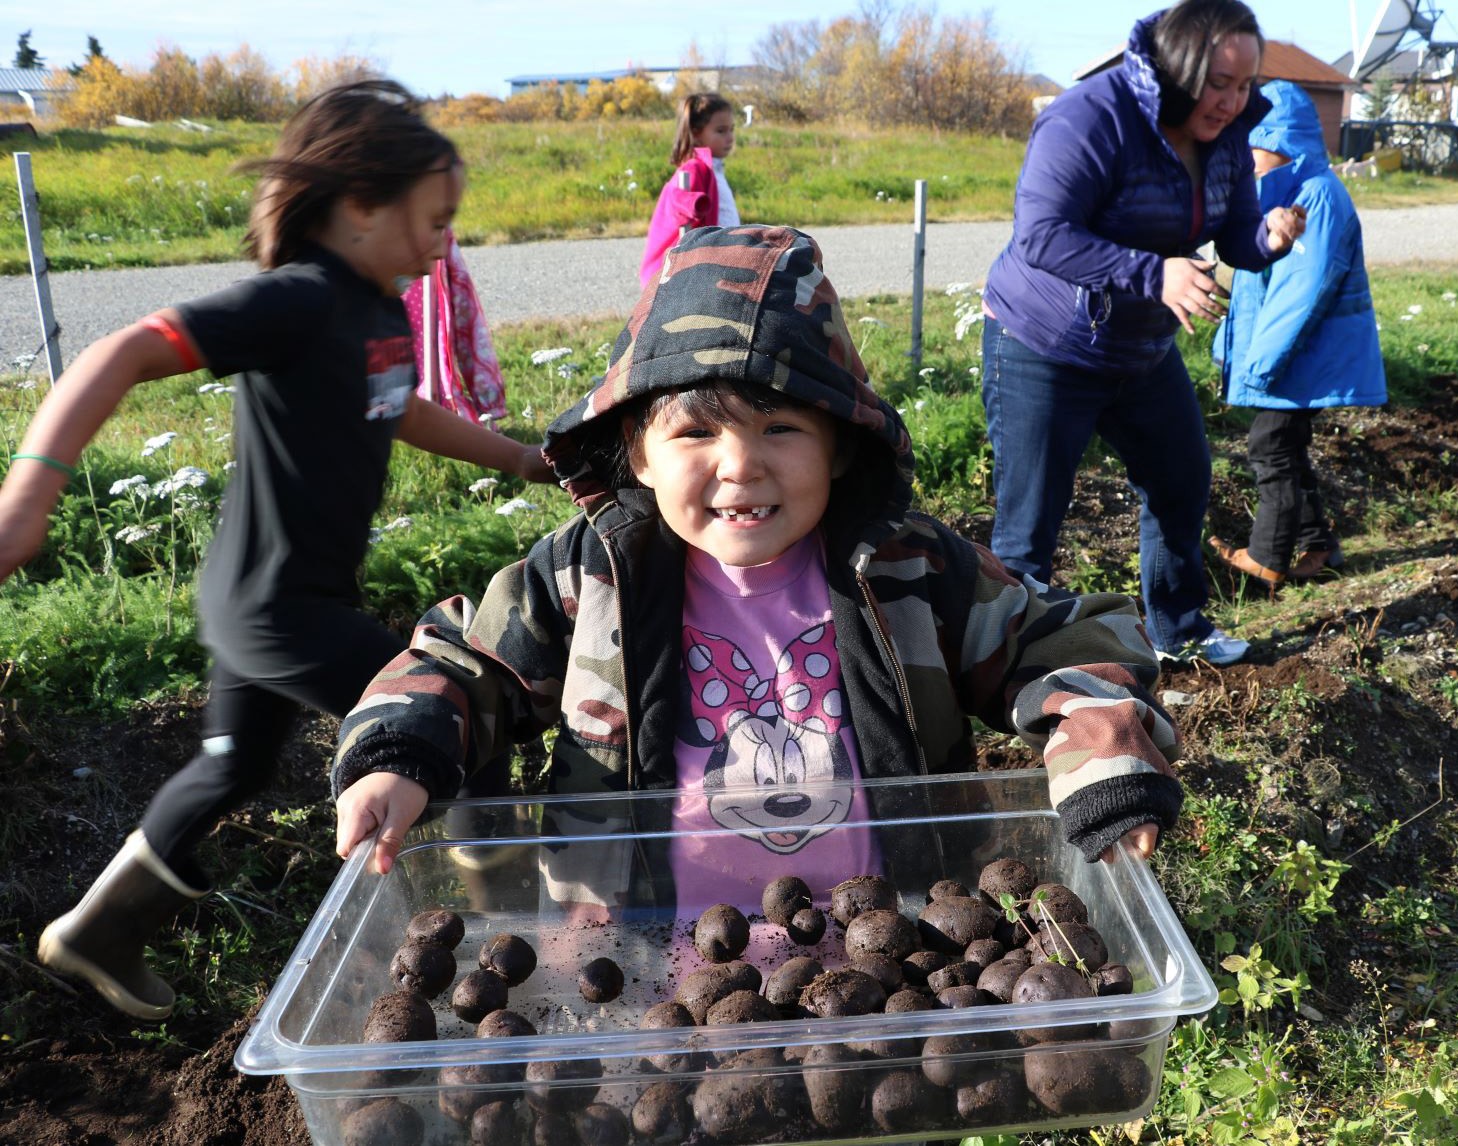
top-left (1208, 536), bottom-right (1286, 591)
top-left (1291, 542), bottom-right (1343, 580)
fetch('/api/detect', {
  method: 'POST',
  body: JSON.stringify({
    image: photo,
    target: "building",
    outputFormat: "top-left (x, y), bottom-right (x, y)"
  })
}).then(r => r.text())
top-left (506, 65), bottom-right (762, 98)
top-left (1332, 47), bottom-right (1457, 121)
top-left (0, 67), bottom-right (73, 121)
top-left (1070, 41), bottom-right (1355, 155)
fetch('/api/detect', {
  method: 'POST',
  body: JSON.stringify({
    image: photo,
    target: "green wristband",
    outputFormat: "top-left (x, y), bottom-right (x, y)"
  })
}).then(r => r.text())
top-left (10, 452), bottom-right (78, 479)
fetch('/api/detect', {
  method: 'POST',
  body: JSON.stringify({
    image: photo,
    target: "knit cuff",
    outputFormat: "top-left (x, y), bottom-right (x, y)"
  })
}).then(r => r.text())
top-left (1056, 773), bottom-right (1183, 863)
top-left (330, 732), bottom-right (464, 803)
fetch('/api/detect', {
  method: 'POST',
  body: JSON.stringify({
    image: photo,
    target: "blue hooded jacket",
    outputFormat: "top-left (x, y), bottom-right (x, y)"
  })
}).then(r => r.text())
top-left (1215, 80), bottom-right (1387, 409)
top-left (984, 11), bottom-right (1275, 373)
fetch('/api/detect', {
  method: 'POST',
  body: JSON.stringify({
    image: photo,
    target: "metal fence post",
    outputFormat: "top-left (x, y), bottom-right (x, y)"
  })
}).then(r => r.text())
top-left (909, 179), bottom-right (927, 369)
top-left (14, 152), bottom-right (63, 385)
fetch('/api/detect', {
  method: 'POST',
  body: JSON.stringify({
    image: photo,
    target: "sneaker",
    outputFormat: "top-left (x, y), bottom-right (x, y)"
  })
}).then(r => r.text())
top-left (1208, 535), bottom-right (1285, 592)
top-left (1158, 628), bottom-right (1250, 666)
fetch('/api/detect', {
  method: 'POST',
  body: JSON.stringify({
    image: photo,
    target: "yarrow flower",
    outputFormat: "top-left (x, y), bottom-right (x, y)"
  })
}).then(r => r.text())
top-left (167, 465), bottom-right (209, 489)
top-left (531, 347), bottom-right (572, 366)
top-left (495, 497), bottom-right (538, 516)
top-left (469, 476), bottom-right (500, 495)
top-left (381, 516), bottom-right (414, 532)
top-left (557, 362), bottom-right (581, 379)
top-left (116, 523), bottom-right (160, 544)
top-left (914, 399), bottom-right (926, 411)
top-left (1407, 304), bottom-right (1423, 314)
top-left (858, 316), bottom-right (887, 328)
top-left (109, 475), bottom-right (151, 496)
top-left (141, 431), bottom-right (177, 456)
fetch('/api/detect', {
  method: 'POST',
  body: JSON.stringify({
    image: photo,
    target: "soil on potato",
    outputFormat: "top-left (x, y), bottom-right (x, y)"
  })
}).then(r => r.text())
top-left (2, 378), bottom-right (1456, 1144)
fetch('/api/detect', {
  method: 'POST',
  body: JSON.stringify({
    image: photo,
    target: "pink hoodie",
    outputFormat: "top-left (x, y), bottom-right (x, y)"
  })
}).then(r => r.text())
top-left (638, 146), bottom-right (719, 287)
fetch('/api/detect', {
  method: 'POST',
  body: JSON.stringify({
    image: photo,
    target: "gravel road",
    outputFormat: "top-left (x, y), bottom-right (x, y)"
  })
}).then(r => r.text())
top-left (4, 205), bottom-right (1458, 371)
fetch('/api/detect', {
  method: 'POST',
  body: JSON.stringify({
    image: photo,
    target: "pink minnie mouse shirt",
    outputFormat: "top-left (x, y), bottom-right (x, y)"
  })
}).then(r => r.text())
top-left (670, 533), bottom-right (879, 939)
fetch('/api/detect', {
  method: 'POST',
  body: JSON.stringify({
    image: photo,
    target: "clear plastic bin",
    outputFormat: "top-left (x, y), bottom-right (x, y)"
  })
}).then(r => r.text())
top-left (236, 770), bottom-right (1215, 1145)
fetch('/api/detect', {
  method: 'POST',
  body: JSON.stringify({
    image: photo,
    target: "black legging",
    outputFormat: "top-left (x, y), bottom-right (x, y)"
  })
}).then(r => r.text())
top-left (140, 601), bottom-right (405, 886)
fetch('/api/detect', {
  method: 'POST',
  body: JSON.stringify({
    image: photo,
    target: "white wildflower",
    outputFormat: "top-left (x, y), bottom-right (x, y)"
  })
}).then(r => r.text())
top-left (382, 516), bottom-right (414, 532)
top-left (224, 460), bottom-right (237, 472)
top-left (625, 168), bottom-right (634, 177)
top-left (627, 181), bottom-right (639, 192)
top-left (968, 366), bottom-right (982, 377)
top-left (469, 477), bottom-right (500, 495)
top-left (1417, 343), bottom-right (1430, 353)
top-left (531, 347), bottom-right (572, 366)
top-left (1442, 291), bottom-right (1456, 301)
top-left (858, 316), bottom-right (887, 328)
top-left (140, 431), bottom-right (177, 457)
top-left (914, 399), bottom-right (926, 411)
top-left (557, 362), bottom-right (580, 379)
top-left (918, 367), bottom-right (936, 378)
top-left (495, 497), bottom-right (538, 516)
top-left (954, 309), bottom-right (985, 341)
top-left (1399, 314), bottom-right (1414, 322)
top-left (522, 405), bottom-right (534, 419)
top-left (116, 523), bottom-right (160, 544)
top-left (595, 342), bottom-right (613, 360)
top-left (1408, 304), bottom-right (1423, 314)
top-left (109, 475), bottom-right (150, 496)
top-left (168, 465), bottom-right (209, 489)
top-left (198, 382), bottom-right (223, 393)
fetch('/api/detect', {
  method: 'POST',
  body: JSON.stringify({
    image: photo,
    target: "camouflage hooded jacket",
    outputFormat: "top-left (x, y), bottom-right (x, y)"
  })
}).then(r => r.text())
top-left (332, 226), bottom-right (1183, 864)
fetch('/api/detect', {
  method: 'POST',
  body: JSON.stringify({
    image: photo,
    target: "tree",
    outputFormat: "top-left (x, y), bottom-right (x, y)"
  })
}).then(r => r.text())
top-left (68, 35), bottom-right (108, 78)
top-left (14, 29), bottom-right (43, 69)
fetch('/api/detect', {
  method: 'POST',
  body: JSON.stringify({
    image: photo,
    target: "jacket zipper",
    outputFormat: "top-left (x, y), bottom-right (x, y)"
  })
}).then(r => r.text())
top-left (856, 570), bottom-right (928, 776)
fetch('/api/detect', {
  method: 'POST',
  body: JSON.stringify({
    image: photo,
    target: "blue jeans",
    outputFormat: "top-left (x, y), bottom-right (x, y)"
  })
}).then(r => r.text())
top-left (980, 317), bottom-right (1213, 653)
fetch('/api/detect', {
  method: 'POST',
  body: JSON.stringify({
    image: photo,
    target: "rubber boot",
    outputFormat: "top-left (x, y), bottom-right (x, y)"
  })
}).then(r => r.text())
top-left (37, 830), bottom-right (207, 1020)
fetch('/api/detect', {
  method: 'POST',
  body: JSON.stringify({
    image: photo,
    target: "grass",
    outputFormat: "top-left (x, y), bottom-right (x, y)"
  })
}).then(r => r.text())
top-left (6, 117), bottom-right (1458, 274)
top-left (1, 268), bottom-right (1456, 1144)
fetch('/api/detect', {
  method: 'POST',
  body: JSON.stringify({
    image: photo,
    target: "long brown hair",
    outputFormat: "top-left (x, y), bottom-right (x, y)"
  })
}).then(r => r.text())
top-left (669, 92), bottom-right (733, 167)
top-left (1152, 0), bottom-right (1264, 126)
top-left (240, 79), bottom-right (460, 269)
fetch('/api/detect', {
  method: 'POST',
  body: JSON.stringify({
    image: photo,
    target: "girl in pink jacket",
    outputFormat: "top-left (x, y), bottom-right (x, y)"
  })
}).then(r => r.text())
top-left (639, 92), bottom-right (740, 286)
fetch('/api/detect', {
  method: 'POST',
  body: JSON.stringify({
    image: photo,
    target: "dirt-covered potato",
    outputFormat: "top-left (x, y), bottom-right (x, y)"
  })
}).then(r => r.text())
top-left (926, 961), bottom-right (980, 993)
top-left (479, 933), bottom-right (537, 987)
top-left (468, 1100), bottom-right (518, 1146)
top-left (574, 1101), bottom-right (630, 1146)
top-left (578, 956), bottom-right (624, 1004)
top-left (1093, 963), bottom-right (1135, 996)
top-left (695, 903), bottom-right (751, 963)
top-left (675, 960), bottom-right (762, 1024)
top-left (472, 1009), bottom-right (537, 1086)
top-left (802, 1042), bottom-right (865, 1131)
top-left (926, 878), bottom-right (970, 902)
top-left (1027, 921), bottom-right (1108, 971)
top-left (976, 955), bottom-right (1030, 1003)
top-left (870, 1069), bottom-right (949, 1132)
top-left (787, 906), bottom-right (827, 945)
top-left (342, 1098), bottom-right (423, 1146)
top-left (691, 1049), bottom-right (804, 1142)
top-left (917, 896), bottom-right (997, 953)
top-left (388, 942), bottom-right (456, 998)
top-left (901, 948), bottom-right (950, 987)
top-left (438, 1065), bottom-right (509, 1123)
top-left (849, 952), bottom-right (905, 995)
top-left (977, 857), bottom-right (1038, 902)
top-left (362, 990), bottom-right (436, 1043)
top-left (761, 875), bottom-right (813, 927)
top-left (639, 1001), bottom-right (702, 1073)
top-left (705, 989), bottom-right (781, 1026)
top-left (764, 956), bottom-right (823, 1015)
top-left (800, 968), bottom-right (886, 1017)
top-left (955, 1066), bottom-right (1030, 1125)
top-left (844, 908), bottom-right (920, 961)
top-left (450, 968), bottom-right (509, 1024)
top-left (963, 937), bottom-right (1007, 971)
top-left (921, 1032), bottom-right (996, 1088)
top-left (632, 1081), bottom-right (692, 1145)
top-left (1011, 963), bottom-right (1096, 1042)
top-left (830, 875), bottom-right (897, 926)
top-left (405, 908), bottom-right (465, 950)
top-left (934, 983), bottom-right (989, 1009)
top-left (524, 1056), bottom-right (603, 1113)
top-left (1028, 883), bottom-right (1089, 928)
top-left (1024, 1046), bottom-right (1151, 1116)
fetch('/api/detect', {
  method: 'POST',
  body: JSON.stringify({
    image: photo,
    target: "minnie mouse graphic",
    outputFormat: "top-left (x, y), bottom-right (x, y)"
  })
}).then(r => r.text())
top-left (682, 622), bottom-right (856, 854)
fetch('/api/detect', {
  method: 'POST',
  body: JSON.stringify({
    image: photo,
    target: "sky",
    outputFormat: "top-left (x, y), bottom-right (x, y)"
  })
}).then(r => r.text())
top-left (13, 1), bottom-right (1458, 101)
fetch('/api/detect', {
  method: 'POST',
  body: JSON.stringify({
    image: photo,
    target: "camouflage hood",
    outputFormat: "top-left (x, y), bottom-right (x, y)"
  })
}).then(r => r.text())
top-left (543, 225), bottom-right (916, 543)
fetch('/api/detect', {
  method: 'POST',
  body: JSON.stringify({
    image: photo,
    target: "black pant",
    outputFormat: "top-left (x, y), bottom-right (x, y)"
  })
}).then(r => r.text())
top-left (1246, 409), bottom-right (1334, 573)
top-left (140, 601), bottom-right (405, 886)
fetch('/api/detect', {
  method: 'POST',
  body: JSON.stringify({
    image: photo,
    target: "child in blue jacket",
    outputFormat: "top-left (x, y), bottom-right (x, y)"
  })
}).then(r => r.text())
top-left (1211, 80), bottom-right (1387, 587)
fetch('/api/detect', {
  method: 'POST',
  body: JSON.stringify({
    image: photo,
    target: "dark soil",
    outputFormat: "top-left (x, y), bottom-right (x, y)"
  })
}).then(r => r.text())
top-left (2, 379), bottom-right (1457, 1145)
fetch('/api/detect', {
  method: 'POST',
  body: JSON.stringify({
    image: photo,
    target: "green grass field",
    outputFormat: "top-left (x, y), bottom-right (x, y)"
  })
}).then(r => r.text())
top-left (6, 117), bottom-right (1457, 275)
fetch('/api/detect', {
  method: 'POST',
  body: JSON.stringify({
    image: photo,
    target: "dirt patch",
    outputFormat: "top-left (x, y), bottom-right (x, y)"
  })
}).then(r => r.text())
top-left (2, 380), bottom-right (1456, 1144)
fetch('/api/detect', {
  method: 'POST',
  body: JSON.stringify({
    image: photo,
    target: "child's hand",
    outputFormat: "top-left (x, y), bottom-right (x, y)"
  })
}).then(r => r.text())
top-left (1099, 823), bottom-right (1158, 864)
top-left (335, 772), bottom-right (430, 875)
top-left (1265, 205), bottom-right (1308, 254)
top-left (518, 444), bottom-right (555, 484)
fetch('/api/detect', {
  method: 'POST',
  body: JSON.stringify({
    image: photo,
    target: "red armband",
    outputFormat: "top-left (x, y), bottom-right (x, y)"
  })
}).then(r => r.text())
top-left (139, 313), bottom-right (203, 374)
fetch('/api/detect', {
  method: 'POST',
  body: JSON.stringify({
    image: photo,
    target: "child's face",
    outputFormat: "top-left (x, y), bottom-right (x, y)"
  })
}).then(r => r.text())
top-left (629, 393), bottom-right (841, 567)
top-left (693, 109), bottom-right (736, 160)
top-left (357, 163), bottom-right (463, 293)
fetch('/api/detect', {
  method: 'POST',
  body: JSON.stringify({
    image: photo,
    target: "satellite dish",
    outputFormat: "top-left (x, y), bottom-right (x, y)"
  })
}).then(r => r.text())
top-left (1351, 0), bottom-right (1444, 79)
